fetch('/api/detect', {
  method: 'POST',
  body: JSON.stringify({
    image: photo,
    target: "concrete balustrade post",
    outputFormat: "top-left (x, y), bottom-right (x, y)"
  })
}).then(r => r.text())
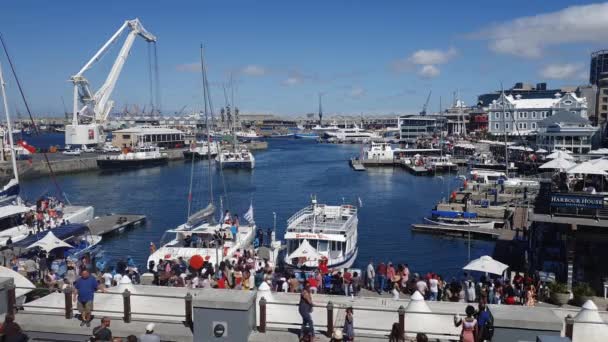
top-left (6, 283), bottom-right (16, 315)
top-left (564, 314), bottom-right (574, 339)
top-left (259, 297), bottom-right (267, 333)
top-left (122, 289), bottom-right (131, 323)
top-left (64, 287), bottom-right (73, 319)
top-left (185, 292), bottom-right (193, 329)
top-left (326, 301), bottom-right (334, 338)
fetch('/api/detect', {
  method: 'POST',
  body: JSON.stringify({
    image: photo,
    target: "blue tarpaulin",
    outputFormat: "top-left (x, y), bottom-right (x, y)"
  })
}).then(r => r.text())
top-left (13, 224), bottom-right (89, 249)
top-left (431, 210), bottom-right (478, 219)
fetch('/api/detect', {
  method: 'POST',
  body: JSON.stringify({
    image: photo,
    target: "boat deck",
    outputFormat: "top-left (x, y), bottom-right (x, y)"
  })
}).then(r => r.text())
top-left (410, 223), bottom-right (501, 240)
top-left (87, 214), bottom-right (146, 236)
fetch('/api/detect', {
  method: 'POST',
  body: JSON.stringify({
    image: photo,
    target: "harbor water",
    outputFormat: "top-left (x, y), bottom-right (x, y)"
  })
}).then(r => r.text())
top-left (20, 134), bottom-right (493, 277)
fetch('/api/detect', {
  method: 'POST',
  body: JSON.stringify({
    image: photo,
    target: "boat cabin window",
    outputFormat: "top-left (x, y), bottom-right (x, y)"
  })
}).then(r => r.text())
top-left (330, 241), bottom-right (345, 251)
top-left (317, 240), bottom-right (328, 252)
top-left (0, 214), bottom-right (24, 232)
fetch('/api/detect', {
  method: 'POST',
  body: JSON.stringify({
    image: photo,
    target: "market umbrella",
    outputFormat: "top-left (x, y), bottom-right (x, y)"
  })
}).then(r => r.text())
top-left (538, 158), bottom-right (575, 171)
top-left (566, 162), bottom-right (608, 176)
top-left (546, 150), bottom-right (574, 160)
top-left (27, 231), bottom-right (72, 252)
top-left (535, 148), bottom-right (548, 153)
top-left (462, 255), bottom-right (508, 275)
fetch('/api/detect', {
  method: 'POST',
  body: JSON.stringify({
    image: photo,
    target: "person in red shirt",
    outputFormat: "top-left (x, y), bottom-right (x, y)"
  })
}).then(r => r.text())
top-left (376, 262), bottom-right (387, 294)
top-left (308, 275), bottom-right (318, 294)
top-left (217, 275), bottom-right (226, 289)
top-left (343, 270), bottom-right (352, 296)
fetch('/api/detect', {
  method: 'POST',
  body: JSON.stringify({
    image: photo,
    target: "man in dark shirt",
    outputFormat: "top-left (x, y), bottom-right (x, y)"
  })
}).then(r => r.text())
top-left (92, 317), bottom-right (112, 341)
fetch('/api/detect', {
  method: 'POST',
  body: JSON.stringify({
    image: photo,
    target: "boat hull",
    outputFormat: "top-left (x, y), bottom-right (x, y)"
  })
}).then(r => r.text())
top-left (183, 151), bottom-right (217, 160)
top-left (219, 160), bottom-right (255, 169)
top-left (295, 133), bottom-right (319, 139)
top-left (283, 246), bottom-right (358, 271)
top-left (97, 157), bottom-right (168, 170)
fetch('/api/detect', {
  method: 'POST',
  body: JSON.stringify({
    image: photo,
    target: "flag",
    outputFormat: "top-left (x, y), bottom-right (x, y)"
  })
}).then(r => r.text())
top-left (17, 140), bottom-right (36, 154)
top-left (244, 204), bottom-right (254, 224)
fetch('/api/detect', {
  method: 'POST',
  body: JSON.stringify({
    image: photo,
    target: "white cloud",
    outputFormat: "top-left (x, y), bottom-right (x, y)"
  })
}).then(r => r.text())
top-left (282, 76), bottom-right (302, 86)
top-left (241, 64), bottom-right (267, 76)
top-left (176, 63), bottom-right (200, 72)
top-left (349, 87), bottom-right (366, 99)
top-left (409, 48), bottom-right (457, 65)
top-left (418, 65), bottom-right (440, 78)
top-left (540, 63), bottom-right (585, 80)
top-left (473, 3), bottom-right (608, 58)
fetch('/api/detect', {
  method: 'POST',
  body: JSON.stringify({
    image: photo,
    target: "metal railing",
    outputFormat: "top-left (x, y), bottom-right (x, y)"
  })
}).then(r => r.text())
top-left (9, 285), bottom-right (193, 328)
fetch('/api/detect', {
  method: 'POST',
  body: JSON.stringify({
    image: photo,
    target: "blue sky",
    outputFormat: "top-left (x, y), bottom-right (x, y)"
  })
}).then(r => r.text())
top-left (0, 0), bottom-right (606, 117)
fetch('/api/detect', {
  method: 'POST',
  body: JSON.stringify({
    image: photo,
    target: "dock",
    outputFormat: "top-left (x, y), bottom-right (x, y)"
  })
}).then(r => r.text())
top-left (410, 223), bottom-right (501, 240)
top-left (350, 159), bottom-right (366, 171)
top-left (87, 214), bottom-right (146, 236)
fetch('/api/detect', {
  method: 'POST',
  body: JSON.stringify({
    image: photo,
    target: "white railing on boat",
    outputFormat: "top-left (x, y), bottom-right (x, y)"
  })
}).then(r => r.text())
top-left (286, 204), bottom-right (357, 227)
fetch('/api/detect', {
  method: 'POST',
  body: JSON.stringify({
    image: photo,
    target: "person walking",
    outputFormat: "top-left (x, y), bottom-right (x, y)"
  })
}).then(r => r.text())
top-left (454, 305), bottom-right (478, 342)
top-left (475, 301), bottom-right (494, 342)
top-left (91, 317), bottom-right (112, 341)
top-left (139, 323), bottom-right (161, 342)
top-left (73, 270), bottom-right (103, 327)
top-left (342, 307), bottom-right (354, 341)
top-left (298, 281), bottom-right (315, 340)
top-left (366, 260), bottom-right (375, 291)
top-left (376, 262), bottom-right (387, 294)
top-left (429, 274), bottom-right (439, 301)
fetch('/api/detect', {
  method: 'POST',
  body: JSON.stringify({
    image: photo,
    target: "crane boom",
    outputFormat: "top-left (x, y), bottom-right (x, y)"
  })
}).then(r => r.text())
top-left (67, 18), bottom-right (156, 146)
top-left (420, 90), bottom-right (432, 115)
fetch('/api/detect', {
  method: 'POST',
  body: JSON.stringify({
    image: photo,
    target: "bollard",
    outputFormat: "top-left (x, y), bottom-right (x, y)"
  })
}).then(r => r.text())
top-left (64, 287), bottom-right (73, 319)
top-left (259, 297), bottom-right (267, 333)
top-left (564, 314), bottom-right (574, 339)
top-left (398, 305), bottom-right (405, 338)
top-left (326, 301), bottom-right (334, 338)
top-left (185, 292), bottom-right (193, 329)
top-left (6, 283), bottom-right (16, 315)
top-left (122, 289), bottom-right (131, 323)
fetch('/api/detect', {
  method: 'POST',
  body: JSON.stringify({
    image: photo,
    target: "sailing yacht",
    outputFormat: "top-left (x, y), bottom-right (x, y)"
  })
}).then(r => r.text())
top-left (216, 148), bottom-right (255, 169)
top-left (0, 60), bottom-right (94, 247)
top-left (283, 198), bottom-right (358, 269)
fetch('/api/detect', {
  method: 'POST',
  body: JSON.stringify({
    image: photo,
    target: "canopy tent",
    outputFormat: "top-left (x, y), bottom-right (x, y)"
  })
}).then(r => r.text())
top-left (566, 162), bottom-right (608, 176)
top-left (288, 239), bottom-right (321, 260)
top-left (538, 158), bottom-right (575, 171)
top-left (589, 148), bottom-right (608, 155)
top-left (28, 231), bottom-right (73, 251)
top-left (535, 148), bottom-right (548, 153)
top-left (589, 157), bottom-right (608, 171)
top-left (462, 255), bottom-right (508, 275)
top-left (546, 150), bottom-right (574, 160)
top-left (12, 224), bottom-right (89, 249)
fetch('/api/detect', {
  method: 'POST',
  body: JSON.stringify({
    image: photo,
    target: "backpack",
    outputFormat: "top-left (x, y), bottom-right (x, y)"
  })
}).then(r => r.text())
top-left (482, 309), bottom-right (495, 340)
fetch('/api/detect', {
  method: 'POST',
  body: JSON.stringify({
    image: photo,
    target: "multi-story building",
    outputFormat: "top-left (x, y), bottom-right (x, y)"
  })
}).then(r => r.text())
top-left (397, 115), bottom-right (441, 143)
top-left (487, 92), bottom-right (587, 137)
top-left (590, 50), bottom-right (608, 126)
top-left (535, 111), bottom-right (599, 154)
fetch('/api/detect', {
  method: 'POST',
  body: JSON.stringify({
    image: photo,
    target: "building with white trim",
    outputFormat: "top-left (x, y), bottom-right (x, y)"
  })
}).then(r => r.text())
top-left (536, 111), bottom-right (599, 154)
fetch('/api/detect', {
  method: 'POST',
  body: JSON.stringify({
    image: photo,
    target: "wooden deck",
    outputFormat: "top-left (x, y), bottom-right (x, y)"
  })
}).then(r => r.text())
top-left (87, 214), bottom-right (146, 236)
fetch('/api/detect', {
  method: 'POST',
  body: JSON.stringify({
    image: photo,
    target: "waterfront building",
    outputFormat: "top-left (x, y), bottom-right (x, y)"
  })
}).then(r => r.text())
top-left (536, 111), bottom-right (599, 154)
top-left (467, 108), bottom-right (489, 133)
top-left (398, 115), bottom-right (440, 143)
top-left (479, 82), bottom-right (573, 106)
top-left (111, 126), bottom-right (185, 149)
top-left (488, 92), bottom-right (587, 137)
top-left (590, 50), bottom-right (608, 143)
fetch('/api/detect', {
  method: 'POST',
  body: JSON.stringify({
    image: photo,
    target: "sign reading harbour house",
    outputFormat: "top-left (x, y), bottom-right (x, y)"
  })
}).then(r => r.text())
top-left (550, 193), bottom-right (605, 209)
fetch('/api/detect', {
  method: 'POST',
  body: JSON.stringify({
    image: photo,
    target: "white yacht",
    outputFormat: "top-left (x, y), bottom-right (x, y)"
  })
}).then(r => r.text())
top-left (424, 217), bottom-right (495, 230)
top-left (284, 199), bottom-right (358, 269)
top-left (326, 125), bottom-right (382, 143)
top-left (97, 145), bottom-right (168, 170)
top-left (425, 155), bottom-right (458, 172)
top-left (148, 204), bottom-right (255, 267)
top-left (216, 147), bottom-right (255, 169)
top-left (236, 129), bottom-right (263, 140)
top-left (311, 123), bottom-right (340, 135)
top-left (363, 142), bottom-right (395, 160)
top-left (183, 141), bottom-right (219, 160)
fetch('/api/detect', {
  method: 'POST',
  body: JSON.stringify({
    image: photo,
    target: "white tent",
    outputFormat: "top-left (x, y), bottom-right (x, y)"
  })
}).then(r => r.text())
top-left (546, 150), bottom-right (574, 160)
top-left (538, 158), bottom-right (575, 171)
top-left (535, 148), bottom-right (548, 153)
top-left (589, 157), bottom-right (608, 171)
top-left (589, 148), bottom-right (608, 155)
top-left (288, 239), bottom-right (321, 260)
top-left (566, 162), bottom-right (608, 176)
top-left (462, 255), bottom-right (508, 275)
top-left (28, 231), bottom-right (72, 251)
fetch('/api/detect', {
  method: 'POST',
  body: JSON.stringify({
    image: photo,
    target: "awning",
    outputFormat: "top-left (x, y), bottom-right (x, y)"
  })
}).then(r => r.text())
top-left (463, 255), bottom-right (508, 275)
top-left (12, 224), bottom-right (89, 249)
top-left (288, 239), bottom-right (321, 260)
top-left (539, 158), bottom-right (575, 171)
top-left (546, 150), bottom-right (574, 160)
top-left (28, 231), bottom-right (73, 251)
top-left (567, 162), bottom-right (608, 176)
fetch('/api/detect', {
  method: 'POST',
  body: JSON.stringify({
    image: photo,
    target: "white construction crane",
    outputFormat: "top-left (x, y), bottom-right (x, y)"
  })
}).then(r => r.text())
top-left (66, 18), bottom-right (156, 146)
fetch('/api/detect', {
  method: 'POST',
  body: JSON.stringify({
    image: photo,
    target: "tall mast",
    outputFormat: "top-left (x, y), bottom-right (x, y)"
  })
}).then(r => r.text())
top-left (501, 84), bottom-right (509, 175)
top-left (0, 60), bottom-right (19, 184)
top-left (318, 93), bottom-right (323, 126)
top-left (231, 74), bottom-right (237, 152)
top-left (200, 45), bottom-right (213, 204)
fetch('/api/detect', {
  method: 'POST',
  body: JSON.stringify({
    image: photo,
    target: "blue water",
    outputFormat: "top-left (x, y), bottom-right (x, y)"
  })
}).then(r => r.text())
top-left (19, 135), bottom-right (494, 278)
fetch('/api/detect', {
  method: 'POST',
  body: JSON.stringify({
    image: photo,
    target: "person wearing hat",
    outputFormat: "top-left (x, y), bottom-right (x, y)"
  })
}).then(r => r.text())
top-left (139, 323), bottom-right (161, 342)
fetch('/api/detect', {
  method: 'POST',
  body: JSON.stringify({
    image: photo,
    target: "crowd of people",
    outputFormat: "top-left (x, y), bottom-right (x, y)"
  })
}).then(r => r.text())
top-left (24, 197), bottom-right (67, 232)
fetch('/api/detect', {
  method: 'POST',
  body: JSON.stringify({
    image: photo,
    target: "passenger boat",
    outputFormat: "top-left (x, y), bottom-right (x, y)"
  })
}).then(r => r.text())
top-left (216, 148), bottom-right (255, 169)
top-left (283, 199), bottom-right (358, 269)
top-left (183, 141), bottom-right (219, 160)
top-left (425, 155), bottom-right (458, 172)
top-left (148, 204), bottom-right (255, 268)
top-left (363, 142), bottom-right (394, 160)
top-left (325, 125), bottom-right (382, 143)
top-left (236, 129), bottom-right (264, 140)
top-left (295, 132), bottom-right (319, 139)
top-left (97, 145), bottom-right (168, 170)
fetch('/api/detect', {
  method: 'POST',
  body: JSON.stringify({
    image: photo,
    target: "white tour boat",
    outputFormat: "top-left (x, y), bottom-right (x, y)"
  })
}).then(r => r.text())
top-left (325, 125), bottom-right (382, 143)
top-left (425, 155), bottom-right (458, 172)
top-left (284, 199), bottom-right (358, 269)
top-left (183, 141), bottom-right (219, 160)
top-left (97, 145), bottom-right (168, 170)
top-left (216, 147), bottom-right (255, 169)
top-left (363, 142), bottom-right (395, 160)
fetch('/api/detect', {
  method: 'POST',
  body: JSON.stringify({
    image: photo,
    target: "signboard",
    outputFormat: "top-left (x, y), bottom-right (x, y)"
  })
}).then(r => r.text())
top-left (550, 193), bottom-right (605, 209)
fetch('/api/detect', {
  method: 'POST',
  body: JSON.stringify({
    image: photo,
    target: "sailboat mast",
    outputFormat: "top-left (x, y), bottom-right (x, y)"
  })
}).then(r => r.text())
top-left (0, 61), bottom-right (19, 184)
top-left (231, 75), bottom-right (237, 152)
top-left (200, 45), bottom-right (213, 204)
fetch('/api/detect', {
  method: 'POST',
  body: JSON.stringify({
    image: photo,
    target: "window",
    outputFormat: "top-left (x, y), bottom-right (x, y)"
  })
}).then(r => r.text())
top-left (122, 134), bottom-right (130, 139)
top-left (532, 112), bottom-right (536, 118)
top-left (505, 112), bottom-right (510, 118)
top-left (495, 112), bottom-right (500, 119)
top-left (505, 123), bottom-right (509, 129)
top-left (523, 123), bottom-right (527, 129)
top-left (603, 89), bottom-right (608, 95)
top-left (495, 123), bottom-right (499, 129)
top-left (532, 122), bottom-right (536, 129)
top-left (603, 97), bottom-right (608, 103)
top-left (603, 105), bottom-right (608, 111)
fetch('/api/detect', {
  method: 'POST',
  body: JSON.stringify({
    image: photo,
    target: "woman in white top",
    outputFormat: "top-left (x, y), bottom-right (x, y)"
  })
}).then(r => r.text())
top-left (466, 281), bottom-right (476, 303)
top-left (429, 275), bottom-right (439, 301)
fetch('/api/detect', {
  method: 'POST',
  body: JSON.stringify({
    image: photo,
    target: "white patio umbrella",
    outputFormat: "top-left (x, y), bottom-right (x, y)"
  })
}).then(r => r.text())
top-left (288, 239), bottom-right (321, 260)
top-left (535, 148), bottom-right (548, 153)
top-left (566, 162), bottom-right (608, 176)
top-left (546, 150), bottom-right (574, 160)
top-left (539, 158), bottom-right (575, 171)
top-left (462, 255), bottom-right (508, 275)
top-left (28, 231), bottom-right (73, 252)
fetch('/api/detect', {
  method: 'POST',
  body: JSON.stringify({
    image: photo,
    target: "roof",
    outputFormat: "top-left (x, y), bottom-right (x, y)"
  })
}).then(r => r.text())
top-left (112, 126), bottom-right (185, 134)
top-left (539, 110), bottom-right (589, 127)
top-left (12, 224), bottom-right (90, 249)
top-left (508, 96), bottom-right (558, 108)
